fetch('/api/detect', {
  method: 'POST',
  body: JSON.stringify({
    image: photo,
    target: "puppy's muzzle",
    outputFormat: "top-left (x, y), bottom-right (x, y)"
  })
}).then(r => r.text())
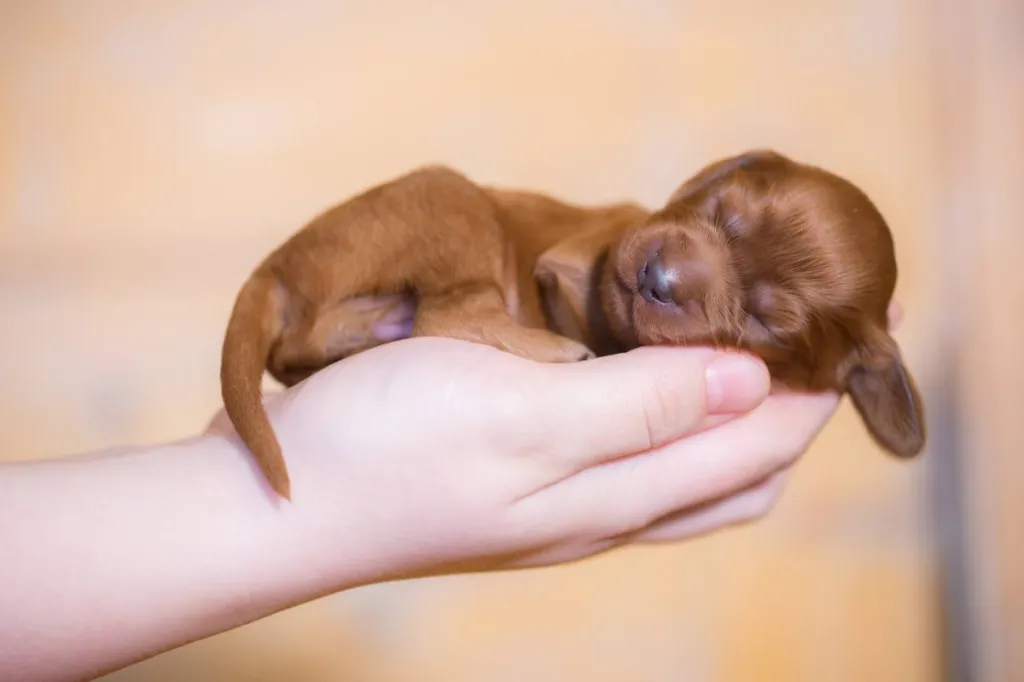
top-left (637, 243), bottom-right (712, 317)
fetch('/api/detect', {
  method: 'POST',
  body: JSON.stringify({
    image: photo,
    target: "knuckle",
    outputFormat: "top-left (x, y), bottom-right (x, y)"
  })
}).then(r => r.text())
top-left (638, 372), bottom-right (693, 451)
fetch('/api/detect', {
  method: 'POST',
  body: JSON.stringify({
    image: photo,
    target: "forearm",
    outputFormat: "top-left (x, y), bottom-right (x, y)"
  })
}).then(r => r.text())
top-left (0, 434), bottom-right (364, 681)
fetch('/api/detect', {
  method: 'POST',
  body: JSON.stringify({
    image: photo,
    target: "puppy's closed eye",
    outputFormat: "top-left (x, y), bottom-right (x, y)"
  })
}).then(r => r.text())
top-left (744, 281), bottom-right (806, 339)
top-left (746, 281), bottom-right (777, 324)
top-left (721, 213), bottom-right (748, 241)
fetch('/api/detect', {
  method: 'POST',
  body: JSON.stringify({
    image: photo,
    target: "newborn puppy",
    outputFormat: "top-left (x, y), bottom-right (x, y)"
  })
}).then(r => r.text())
top-left (561, 150), bottom-right (925, 455)
top-left (221, 150), bottom-right (925, 499)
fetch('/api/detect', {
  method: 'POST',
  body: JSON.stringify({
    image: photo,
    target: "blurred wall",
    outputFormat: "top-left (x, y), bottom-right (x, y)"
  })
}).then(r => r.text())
top-left (3, 1), bottom-right (1018, 681)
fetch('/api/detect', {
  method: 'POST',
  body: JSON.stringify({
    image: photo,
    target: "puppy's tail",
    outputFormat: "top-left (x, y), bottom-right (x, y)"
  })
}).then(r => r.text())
top-left (220, 272), bottom-right (291, 499)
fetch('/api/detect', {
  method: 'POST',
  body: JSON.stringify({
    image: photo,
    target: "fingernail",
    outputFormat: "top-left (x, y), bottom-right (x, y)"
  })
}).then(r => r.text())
top-left (705, 354), bottom-right (770, 413)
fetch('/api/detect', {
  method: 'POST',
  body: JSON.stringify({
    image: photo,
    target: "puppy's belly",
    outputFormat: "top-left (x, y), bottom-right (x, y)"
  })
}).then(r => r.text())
top-left (334, 293), bottom-right (417, 346)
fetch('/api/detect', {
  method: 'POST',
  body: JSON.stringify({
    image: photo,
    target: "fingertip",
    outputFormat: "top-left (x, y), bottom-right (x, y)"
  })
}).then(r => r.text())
top-left (704, 352), bottom-right (771, 414)
top-left (529, 346), bottom-right (736, 469)
top-left (888, 300), bottom-right (904, 331)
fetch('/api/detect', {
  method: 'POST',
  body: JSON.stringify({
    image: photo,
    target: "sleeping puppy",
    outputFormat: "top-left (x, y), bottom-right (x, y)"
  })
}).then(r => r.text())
top-left (221, 150), bottom-right (925, 499)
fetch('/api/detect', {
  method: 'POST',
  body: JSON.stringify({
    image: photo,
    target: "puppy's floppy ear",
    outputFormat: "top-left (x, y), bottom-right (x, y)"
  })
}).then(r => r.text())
top-left (534, 219), bottom-right (630, 347)
top-left (667, 149), bottom-right (787, 205)
top-left (846, 328), bottom-right (926, 458)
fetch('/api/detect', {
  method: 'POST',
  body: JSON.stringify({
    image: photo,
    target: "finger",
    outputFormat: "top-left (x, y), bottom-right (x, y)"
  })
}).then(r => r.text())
top-left (504, 468), bottom-right (793, 570)
top-left (620, 391), bottom-right (835, 517)
top-left (888, 300), bottom-right (903, 331)
top-left (523, 346), bottom-right (771, 474)
top-left (620, 468), bottom-right (791, 544)
top-left (601, 391), bottom-right (836, 534)
top-left (522, 390), bottom-right (837, 540)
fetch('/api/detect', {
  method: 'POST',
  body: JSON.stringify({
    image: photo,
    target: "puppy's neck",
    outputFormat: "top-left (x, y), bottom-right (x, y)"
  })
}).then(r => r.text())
top-left (576, 249), bottom-right (630, 357)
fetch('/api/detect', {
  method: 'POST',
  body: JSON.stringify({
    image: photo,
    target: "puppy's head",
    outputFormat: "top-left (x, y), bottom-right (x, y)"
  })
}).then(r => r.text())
top-left (602, 149), bottom-right (925, 458)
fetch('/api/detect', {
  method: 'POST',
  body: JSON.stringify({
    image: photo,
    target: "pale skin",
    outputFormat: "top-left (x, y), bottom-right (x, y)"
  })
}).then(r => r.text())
top-left (0, 304), bottom-right (902, 682)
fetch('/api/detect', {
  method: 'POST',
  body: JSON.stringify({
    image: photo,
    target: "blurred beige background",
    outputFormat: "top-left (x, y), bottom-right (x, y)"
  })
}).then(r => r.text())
top-left (1, 1), bottom-right (1020, 681)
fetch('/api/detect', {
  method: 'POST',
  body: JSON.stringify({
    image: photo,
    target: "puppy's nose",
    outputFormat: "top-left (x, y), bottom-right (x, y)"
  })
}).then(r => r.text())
top-left (637, 252), bottom-right (675, 304)
top-left (637, 250), bottom-right (710, 308)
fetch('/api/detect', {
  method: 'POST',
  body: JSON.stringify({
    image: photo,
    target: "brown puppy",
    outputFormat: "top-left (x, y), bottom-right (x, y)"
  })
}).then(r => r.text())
top-left (221, 150), bottom-right (925, 499)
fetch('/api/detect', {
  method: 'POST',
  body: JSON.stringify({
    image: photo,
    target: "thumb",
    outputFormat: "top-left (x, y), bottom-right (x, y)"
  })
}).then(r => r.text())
top-left (527, 346), bottom-right (770, 474)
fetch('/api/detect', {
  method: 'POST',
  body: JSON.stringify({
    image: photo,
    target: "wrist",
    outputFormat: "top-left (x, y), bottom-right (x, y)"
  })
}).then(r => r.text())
top-left (144, 431), bottom-right (381, 626)
top-left (0, 432), bottom-right (376, 680)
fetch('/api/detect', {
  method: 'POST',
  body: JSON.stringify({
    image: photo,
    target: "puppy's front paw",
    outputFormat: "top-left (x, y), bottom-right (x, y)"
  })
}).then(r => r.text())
top-left (547, 338), bottom-right (596, 363)
top-left (575, 347), bottom-right (597, 361)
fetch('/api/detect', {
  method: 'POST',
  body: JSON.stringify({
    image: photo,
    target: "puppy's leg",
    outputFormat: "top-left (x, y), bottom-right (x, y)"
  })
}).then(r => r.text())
top-left (415, 284), bottom-right (595, 363)
top-left (269, 293), bottom-right (417, 386)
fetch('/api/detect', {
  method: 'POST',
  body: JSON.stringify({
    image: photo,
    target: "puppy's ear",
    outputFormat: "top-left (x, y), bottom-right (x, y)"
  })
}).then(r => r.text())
top-left (667, 149), bottom-right (787, 205)
top-left (534, 219), bottom-right (630, 346)
top-left (846, 329), bottom-right (926, 458)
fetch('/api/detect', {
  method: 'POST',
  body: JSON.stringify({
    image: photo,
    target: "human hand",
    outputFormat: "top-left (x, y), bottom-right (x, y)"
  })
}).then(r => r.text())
top-left (0, 304), bottom-right (904, 682)
top-left (203, 302), bottom-right (902, 585)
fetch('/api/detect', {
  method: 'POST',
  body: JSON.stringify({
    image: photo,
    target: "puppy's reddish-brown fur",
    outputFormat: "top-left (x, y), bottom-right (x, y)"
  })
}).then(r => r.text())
top-left (221, 150), bottom-right (926, 499)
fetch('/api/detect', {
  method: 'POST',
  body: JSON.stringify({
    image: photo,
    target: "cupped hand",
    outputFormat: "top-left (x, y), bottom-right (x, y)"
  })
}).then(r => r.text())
top-left (205, 304), bottom-right (899, 583)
